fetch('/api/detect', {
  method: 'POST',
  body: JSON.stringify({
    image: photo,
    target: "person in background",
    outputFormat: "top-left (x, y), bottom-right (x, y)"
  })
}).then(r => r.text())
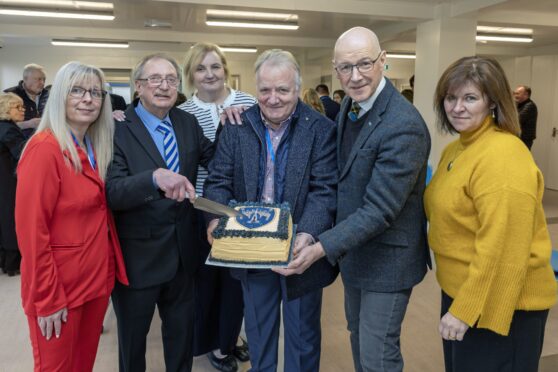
top-left (315, 83), bottom-right (340, 120)
top-left (4, 64), bottom-right (49, 137)
top-left (276, 27), bottom-right (431, 372)
top-left (106, 53), bottom-right (214, 372)
top-left (0, 93), bottom-right (26, 276)
top-left (15, 61), bottom-right (129, 372)
top-left (401, 75), bottom-right (414, 103)
top-left (332, 89), bottom-right (345, 105)
top-left (426, 56), bottom-right (557, 372)
top-left (513, 85), bottom-right (538, 150)
top-left (179, 42), bottom-right (256, 372)
top-left (302, 88), bottom-right (326, 116)
top-left (175, 92), bottom-right (187, 107)
top-left (104, 83), bottom-right (127, 112)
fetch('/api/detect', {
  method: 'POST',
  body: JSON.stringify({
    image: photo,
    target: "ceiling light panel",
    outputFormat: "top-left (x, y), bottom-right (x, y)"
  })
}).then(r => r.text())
top-left (476, 26), bottom-right (533, 35)
top-left (206, 8), bottom-right (298, 30)
top-left (219, 47), bottom-right (257, 53)
top-left (206, 9), bottom-right (298, 22)
top-left (386, 53), bottom-right (416, 59)
top-left (0, 0), bottom-right (114, 20)
top-left (475, 34), bottom-right (533, 43)
top-left (52, 39), bottom-right (128, 48)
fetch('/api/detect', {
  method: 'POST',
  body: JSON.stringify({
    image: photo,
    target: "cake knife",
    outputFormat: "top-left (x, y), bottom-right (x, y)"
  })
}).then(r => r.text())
top-left (186, 193), bottom-right (239, 217)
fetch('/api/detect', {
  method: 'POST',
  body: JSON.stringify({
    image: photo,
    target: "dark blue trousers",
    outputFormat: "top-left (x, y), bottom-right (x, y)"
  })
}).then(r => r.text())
top-left (240, 270), bottom-right (322, 372)
top-left (442, 291), bottom-right (549, 372)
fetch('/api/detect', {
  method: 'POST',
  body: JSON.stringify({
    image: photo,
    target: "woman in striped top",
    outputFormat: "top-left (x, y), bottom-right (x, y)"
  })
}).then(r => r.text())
top-left (179, 42), bottom-right (256, 372)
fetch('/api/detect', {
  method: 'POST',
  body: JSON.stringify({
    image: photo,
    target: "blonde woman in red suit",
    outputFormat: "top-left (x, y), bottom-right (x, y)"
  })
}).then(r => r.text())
top-left (15, 61), bottom-right (128, 372)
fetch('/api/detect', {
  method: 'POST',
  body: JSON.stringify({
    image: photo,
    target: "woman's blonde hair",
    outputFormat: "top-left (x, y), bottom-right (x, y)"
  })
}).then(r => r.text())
top-left (28, 61), bottom-right (114, 180)
top-left (302, 88), bottom-right (325, 115)
top-left (0, 93), bottom-right (23, 121)
top-left (183, 43), bottom-right (230, 98)
top-left (434, 56), bottom-right (520, 136)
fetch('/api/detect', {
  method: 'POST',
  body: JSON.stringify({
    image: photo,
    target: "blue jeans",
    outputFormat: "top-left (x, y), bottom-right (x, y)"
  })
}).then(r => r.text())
top-left (344, 285), bottom-right (412, 372)
top-left (241, 270), bottom-right (322, 372)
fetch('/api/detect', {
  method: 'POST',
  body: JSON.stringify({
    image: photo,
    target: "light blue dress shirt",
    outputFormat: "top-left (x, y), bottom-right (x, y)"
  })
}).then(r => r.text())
top-left (134, 101), bottom-right (177, 160)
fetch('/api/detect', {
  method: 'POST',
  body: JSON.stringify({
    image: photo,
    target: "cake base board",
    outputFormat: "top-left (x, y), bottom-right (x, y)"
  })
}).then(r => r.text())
top-left (206, 225), bottom-right (297, 269)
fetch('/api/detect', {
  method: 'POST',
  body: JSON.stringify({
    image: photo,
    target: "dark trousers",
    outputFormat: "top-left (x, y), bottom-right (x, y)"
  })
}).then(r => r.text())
top-left (522, 138), bottom-right (534, 150)
top-left (241, 270), bottom-right (322, 372)
top-left (441, 291), bottom-right (549, 372)
top-left (0, 248), bottom-right (20, 273)
top-left (112, 262), bottom-right (195, 372)
top-left (193, 211), bottom-right (244, 355)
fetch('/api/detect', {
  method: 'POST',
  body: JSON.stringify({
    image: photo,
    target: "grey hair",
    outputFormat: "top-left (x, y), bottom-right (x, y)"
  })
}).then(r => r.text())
top-left (132, 53), bottom-right (181, 82)
top-left (23, 63), bottom-right (45, 79)
top-left (254, 49), bottom-right (302, 91)
top-left (26, 61), bottom-right (114, 180)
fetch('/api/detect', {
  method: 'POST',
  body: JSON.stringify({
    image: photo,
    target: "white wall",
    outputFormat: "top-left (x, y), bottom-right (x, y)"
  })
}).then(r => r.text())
top-left (0, 44), bottom-right (260, 96)
top-left (495, 54), bottom-right (558, 184)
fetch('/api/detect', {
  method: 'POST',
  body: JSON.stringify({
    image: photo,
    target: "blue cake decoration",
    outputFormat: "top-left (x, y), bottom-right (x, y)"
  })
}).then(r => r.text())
top-left (235, 207), bottom-right (275, 228)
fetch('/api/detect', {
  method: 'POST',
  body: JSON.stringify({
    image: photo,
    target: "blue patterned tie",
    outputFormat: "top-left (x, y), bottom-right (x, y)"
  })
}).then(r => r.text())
top-left (348, 101), bottom-right (361, 121)
top-left (156, 120), bottom-right (180, 173)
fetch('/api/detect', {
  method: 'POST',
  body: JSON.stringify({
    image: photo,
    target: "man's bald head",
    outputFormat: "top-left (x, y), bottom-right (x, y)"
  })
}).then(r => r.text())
top-left (333, 27), bottom-right (386, 103)
top-left (334, 27), bottom-right (381, 60)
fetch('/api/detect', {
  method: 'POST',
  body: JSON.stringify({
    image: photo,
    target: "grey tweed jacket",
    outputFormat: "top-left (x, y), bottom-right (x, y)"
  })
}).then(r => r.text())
top-left (319, 79), bottom-right (431, 292)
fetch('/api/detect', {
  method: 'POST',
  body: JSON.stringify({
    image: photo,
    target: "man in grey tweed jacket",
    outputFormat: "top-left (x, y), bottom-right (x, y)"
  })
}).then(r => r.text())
top-left (277, 27), bottom-right (431, 372)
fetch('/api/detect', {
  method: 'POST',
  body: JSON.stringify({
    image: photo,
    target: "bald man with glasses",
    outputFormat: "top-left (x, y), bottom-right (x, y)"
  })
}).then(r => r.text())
top-left (106, 53), bottom-right (214, 372)
top-left (276, 27), bottom-right (431, 372)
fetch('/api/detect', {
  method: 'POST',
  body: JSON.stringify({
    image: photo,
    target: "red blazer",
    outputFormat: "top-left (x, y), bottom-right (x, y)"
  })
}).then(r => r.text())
top-left (16, 131), bottom-right (128, 317)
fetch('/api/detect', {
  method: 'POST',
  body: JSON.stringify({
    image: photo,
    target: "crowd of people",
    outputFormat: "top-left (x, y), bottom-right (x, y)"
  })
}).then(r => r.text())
top-left (0, 24), bottom-right (556, 372)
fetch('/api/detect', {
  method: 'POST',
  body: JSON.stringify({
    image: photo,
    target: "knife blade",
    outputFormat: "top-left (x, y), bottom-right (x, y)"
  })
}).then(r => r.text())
top-left (188, 194), bottom-right (239, 217)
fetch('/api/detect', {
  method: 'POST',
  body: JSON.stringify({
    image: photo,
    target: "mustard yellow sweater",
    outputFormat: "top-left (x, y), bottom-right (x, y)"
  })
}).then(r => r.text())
top-left (425, 116), bottom-right (556, 336)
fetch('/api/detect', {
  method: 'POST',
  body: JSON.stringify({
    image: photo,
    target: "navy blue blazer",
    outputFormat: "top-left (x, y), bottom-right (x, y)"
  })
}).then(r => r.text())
top-left (319, 79), bottom-right (431, 292)
top-left (204, 101), bottom-right (339, 300)
top-left (320, 95), bottom-right (340, 121)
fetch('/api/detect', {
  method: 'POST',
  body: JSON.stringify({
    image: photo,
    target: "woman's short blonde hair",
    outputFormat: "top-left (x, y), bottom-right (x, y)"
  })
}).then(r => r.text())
top-left (0, 93), bottom-right (23, 121)
top-left (27, 61), bottom-right (114, 180)
top-left (183, 43), bottom-right (230, 97)
top-left (434, 56), bottom-right (520, 136)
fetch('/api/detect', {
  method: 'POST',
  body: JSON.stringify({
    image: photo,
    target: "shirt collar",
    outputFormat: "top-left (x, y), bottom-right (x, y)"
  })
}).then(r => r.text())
top-left (260, 101), bottom-right (298, 131)
top-left (135, 100), bottom-right (172, 131)
top-left (355, 76), bottom-right (386, 113)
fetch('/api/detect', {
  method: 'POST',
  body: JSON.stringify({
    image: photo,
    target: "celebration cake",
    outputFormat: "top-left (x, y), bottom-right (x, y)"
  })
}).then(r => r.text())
top-left (209, 202), bottom-right (294, 266)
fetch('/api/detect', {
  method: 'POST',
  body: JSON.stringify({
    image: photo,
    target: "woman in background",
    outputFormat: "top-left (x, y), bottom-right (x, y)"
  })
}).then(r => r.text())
top-left (0, 93), bottom-right (26, 276)
top-left (332, 89), bottom-right (345, 104)
top-left (302, 88), bottom-right (326, 115)
top-left (425, 56), bottom-right (556, 372)
top-left (180, 42), bottom-right (256, 372)
top-left (15, 61), bottom-right (128, 372)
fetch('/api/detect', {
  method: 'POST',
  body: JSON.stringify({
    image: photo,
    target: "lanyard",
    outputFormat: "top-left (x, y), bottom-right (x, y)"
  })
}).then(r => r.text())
top-left (265, 129), bottom-right (276, 164)
top-left (71, 132), bottom-right (97, 170)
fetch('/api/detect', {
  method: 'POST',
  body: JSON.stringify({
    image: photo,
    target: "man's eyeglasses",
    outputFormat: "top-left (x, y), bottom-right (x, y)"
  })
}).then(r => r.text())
top-left (137, 76), bottom-right (180, 88)
top-left (69, 86), bottom-right (107, 100)
top-left (334, 51), bottom-right (383, 76)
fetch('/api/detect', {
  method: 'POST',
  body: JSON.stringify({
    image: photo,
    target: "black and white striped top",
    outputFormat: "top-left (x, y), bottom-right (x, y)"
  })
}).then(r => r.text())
top-left (177, 89), bottom-right (257, 195)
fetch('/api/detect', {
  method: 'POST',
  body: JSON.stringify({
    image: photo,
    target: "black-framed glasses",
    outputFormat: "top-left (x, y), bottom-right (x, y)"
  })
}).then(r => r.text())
top-left (69, 86), bottom-right (107, 100)
top-left (137, 75), bottom-right (179, 88)
top-left (334, 51), bottom-right (383, 76)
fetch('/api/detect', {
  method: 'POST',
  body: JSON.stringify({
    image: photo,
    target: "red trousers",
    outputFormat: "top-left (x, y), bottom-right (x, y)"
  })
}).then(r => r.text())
top-left (27, 296), bottom-right (109, 372)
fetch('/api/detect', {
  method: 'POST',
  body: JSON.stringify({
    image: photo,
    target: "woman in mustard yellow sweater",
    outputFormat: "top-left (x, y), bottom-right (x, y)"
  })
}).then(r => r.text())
top-left (425, 56), bottom-right (557, 372)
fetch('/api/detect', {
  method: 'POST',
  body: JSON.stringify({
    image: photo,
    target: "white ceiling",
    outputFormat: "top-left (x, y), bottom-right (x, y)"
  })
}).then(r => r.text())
top-left (1, 0), bottom-right (558, 57)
